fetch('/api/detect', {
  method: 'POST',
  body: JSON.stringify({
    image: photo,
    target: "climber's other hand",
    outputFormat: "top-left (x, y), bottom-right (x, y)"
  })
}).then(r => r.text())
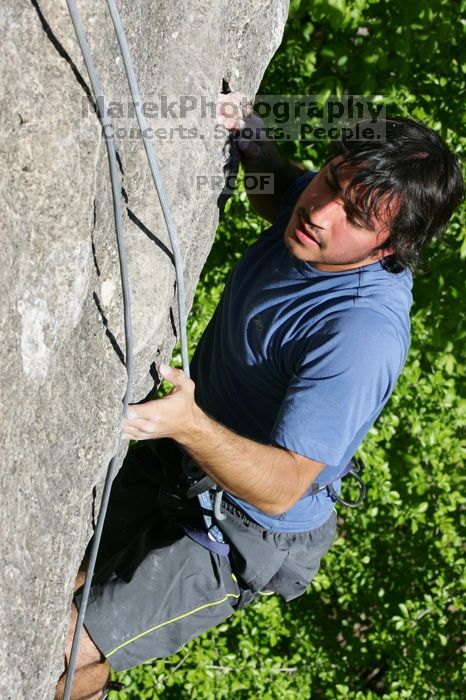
top-left (216, 91), bottom-right (265, 157)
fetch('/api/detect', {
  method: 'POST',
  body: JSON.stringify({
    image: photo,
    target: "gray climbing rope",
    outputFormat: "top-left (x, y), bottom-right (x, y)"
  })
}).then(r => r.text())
top-left (63, 1), bottom-right (224, 697)
top-left (63, 0), bottom-right (133, 700)
top-left (104, 0), bottom-right (225, 551)
top-left (63, 1), bottom-right (134, 698)
top-left (105, 0), bottom-right (190, 376)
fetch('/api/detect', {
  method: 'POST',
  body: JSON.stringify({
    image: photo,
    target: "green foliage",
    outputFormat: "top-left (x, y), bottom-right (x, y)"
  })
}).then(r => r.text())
top-left (115, 1), bottom-right (465, 697)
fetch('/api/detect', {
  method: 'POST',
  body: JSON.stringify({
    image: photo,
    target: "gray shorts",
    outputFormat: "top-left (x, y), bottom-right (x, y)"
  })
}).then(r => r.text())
top-left (76, 441), bottom-right (337, 671)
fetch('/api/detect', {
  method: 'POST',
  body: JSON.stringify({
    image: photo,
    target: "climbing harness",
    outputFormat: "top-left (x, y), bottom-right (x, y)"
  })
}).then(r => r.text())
top-left (181, 453), bottom-right (227, 547)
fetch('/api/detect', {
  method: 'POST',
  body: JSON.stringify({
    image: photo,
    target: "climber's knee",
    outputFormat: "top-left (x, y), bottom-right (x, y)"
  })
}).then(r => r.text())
top-left (67, 599), bottom-right (105, 668)
top-left (55, 599), bottom-right (109, 700)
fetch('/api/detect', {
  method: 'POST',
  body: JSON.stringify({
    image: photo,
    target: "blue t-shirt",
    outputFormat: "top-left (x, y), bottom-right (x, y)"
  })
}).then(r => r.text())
top-left (190, 171), bottom-right (413, 532)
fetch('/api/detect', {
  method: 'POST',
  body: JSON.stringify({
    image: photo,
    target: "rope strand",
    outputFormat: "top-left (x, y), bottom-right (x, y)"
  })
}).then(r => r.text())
top-left (63, 1), bottom-right (133, 698)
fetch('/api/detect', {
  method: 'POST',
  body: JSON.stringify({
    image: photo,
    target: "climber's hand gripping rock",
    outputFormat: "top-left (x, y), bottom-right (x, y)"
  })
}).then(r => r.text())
top-left (216, 91), bottom-right (266, 157)
top-left (123, 364), bottom-right (200, 443)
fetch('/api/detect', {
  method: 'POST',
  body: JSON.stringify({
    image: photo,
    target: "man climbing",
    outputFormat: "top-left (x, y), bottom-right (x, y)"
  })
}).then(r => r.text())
top-left (56, 92), bottom-right (463, 699)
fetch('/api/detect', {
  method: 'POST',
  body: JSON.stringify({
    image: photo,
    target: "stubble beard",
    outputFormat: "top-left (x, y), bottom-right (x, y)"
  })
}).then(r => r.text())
top-left (284, 226), bottom-right (381, 268)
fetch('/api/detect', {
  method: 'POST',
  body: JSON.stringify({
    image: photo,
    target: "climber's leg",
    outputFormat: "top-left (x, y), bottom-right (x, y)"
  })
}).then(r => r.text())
top-left (74, 525), bottom-right (242, 673)
top-left (55, 573), bottom-right (109, 700)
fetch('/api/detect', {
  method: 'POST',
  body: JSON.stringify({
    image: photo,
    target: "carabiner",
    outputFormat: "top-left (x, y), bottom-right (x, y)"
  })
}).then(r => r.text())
top-left (327, 458), bottom-right (367, 508)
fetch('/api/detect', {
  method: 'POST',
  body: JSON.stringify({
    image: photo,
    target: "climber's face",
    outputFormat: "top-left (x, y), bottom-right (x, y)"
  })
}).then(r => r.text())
top-left (284, 158), bottom-right (394, 271)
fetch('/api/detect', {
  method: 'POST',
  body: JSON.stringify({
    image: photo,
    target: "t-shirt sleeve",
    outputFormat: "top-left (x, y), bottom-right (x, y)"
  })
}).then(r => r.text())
top-left (271, 308), bottom-right (404, 465)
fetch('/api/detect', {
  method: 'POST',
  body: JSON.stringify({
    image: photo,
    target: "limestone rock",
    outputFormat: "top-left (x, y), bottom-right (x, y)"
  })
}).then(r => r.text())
top-left (0, 0), bottom-right (289, 696)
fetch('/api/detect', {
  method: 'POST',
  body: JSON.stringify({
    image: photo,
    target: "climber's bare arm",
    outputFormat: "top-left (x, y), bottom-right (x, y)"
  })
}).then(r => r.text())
top-left (216, 92), bottom-right (305, 223)
top-left (123, 365), bottom-right (324, 516)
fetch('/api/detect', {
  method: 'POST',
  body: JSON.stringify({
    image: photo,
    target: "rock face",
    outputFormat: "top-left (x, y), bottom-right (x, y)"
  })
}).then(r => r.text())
top-left (0, 0), bottom-right (289, 696)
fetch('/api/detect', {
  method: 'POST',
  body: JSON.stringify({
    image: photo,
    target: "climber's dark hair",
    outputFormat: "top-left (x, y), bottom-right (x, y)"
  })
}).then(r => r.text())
top-left (329, 117), bottom-right (464, 272)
